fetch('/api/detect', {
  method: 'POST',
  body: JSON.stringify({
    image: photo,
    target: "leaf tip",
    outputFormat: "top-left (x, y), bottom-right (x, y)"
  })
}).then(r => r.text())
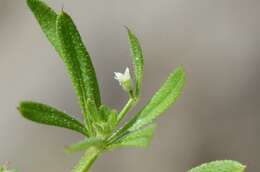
top-left (177, 64), bottom-right (185, 72)
top-left (175, 65), bottom-right (186, 82)
top-left (17, 101), bottom-right (31, 118)
top-left (57, 8), bottom-right (70, 20)
top-left (17, 101), bottom-right (26, 113)
top-left (123, 25), bottom-right (130, 32)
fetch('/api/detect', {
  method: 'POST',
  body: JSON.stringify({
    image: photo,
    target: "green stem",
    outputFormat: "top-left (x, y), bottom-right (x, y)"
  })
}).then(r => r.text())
top-left (71, 147), bottom-right (101, 172)
top-left (116, 98), bottom-right (135, 125)
top-left (105, 96), bottom-right (139, 145)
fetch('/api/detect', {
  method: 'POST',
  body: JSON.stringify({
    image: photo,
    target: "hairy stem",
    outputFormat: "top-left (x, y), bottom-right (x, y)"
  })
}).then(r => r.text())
top-left (71, 147), bottom-right (101, 172)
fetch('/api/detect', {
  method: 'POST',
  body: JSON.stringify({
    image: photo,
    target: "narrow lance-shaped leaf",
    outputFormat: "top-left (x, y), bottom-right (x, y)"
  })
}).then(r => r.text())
top-left (108, 124), bottom-right (156, 149)
top-left (126, 27), bottom-right (144, 97)
top-left (27, 0), bottom-right (61, 55)
top-left (56, 12), bottom-right (101, 115)
top-left (130, 66), bottom-right (185, 130)
top-left (18, 101), bottom-right (88, 136)
top-left (28, 0), bottom-right (102, 115)
top-left (65, 137), bottom-right (104, 154)
top-left (188, 160), bottom-right (246, 172)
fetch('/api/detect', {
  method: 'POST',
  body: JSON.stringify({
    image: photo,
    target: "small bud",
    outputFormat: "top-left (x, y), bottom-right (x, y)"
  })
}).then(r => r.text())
top-left (114, 67), bottom-right (133, 93)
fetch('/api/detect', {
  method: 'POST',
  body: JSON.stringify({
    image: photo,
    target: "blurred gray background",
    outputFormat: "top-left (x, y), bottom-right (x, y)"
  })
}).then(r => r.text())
top-left (0, 0), bottom-right (259, 171)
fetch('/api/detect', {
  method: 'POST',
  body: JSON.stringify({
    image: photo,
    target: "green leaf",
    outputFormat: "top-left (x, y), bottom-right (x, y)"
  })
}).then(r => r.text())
top-left (107, 109), bottom-right (117, 131)
top-left (27, 0), bottom-right (61, 54)
top-left (98, 105), bottom-right (111, 121)
top-left (86, 99), bottom-right (99, 123)
top-left (99, 105), bottom-right (117, 124)
top-left (56, 11), bottom-right (101, 114)
top-left (91, 106), bottom-right (118, 137)
top-left (18, 101), bottom-right (88, 136)
top-left (131, 66), bottom-right (185, 130)
top-left (28, 0), bottom-right (102, 115)
top-left (106, 66), bottom-right (185, 143)
top-left (126, 27), bottom-right (144, 97)
top-left (108, 124), bottom-right (156, 149)
top-left (71, 147), bottom-right (101, 172)
top-left (188, 160), bottom-right (246, 172)
top-left (65, 137), bottom-right (104, 153)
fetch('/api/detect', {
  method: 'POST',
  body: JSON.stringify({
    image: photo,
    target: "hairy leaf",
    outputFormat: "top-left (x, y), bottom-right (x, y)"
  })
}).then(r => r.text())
top-left (18, 101), bottom-right (88, 136)
top-left (27, 0), bottom-right (61, 54)
top-left (131, 66), bottom-right (185, 130)
top-left (66, 137), bottom-right (104, 153)
top-left (56, 12), bottom-right (101, 114)
top-left (108, 124), bottom-right (156, 149)
top-left (126, 27), bottom-right (144, 97)
top-left (85, 99), bottom-right (99, 125)
top-left (188, 160), bottom-right (246, 172)
top-left (28, 0), bottom-right (102, 115)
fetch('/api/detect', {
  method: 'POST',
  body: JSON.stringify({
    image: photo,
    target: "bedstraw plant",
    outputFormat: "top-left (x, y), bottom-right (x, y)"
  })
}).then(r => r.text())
top-left (0, 0), bottom-right (246, 171)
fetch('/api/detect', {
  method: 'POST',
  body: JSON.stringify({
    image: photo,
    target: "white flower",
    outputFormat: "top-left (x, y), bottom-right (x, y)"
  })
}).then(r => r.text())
top-left (114, 67), bottom-right (131, 85)
top-left (114, 67), bottom-right (132, 92)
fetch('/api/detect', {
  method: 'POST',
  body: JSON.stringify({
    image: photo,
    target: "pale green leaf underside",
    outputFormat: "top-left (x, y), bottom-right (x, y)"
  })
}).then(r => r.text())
top-left (131, 66), bottom-right (185, 130)
top-left (188, 160), bottom-right (246, 172)
top-left (66, 137), bottom-right (104, 153)
top-left (18, 101), bottom-right (87, 136)
top-left (109, 124), bottom-right (156, 149)
top-left (56, 12), bottom-right (101, 113)
top-left (126, 27), bottom-right (144, 96)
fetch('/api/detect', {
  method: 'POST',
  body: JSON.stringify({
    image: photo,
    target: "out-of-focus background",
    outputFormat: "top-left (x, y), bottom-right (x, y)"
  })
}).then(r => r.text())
top-left (0, 0), bottom-right (259, 171)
